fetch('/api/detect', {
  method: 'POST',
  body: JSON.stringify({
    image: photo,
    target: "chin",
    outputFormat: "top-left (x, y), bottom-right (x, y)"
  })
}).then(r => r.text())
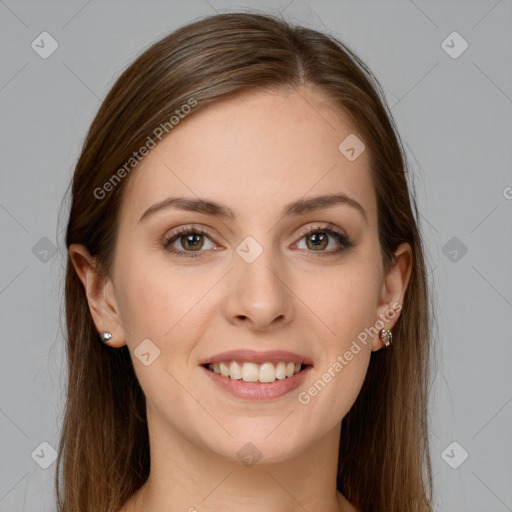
top-left (204, 426), bottom-right (310, 466)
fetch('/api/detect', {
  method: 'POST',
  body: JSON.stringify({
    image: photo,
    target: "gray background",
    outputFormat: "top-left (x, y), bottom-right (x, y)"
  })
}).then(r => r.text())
top-left (1, 0), bottom-right (511, 511)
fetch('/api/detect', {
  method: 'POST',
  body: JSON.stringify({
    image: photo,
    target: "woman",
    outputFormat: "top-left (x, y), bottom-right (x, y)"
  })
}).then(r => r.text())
top-left (57, 11), bottom-right (434, 512)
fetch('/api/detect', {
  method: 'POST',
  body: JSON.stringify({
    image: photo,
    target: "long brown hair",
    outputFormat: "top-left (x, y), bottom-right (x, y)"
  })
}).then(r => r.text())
top-left (57, 11), bottom-right (434, 512)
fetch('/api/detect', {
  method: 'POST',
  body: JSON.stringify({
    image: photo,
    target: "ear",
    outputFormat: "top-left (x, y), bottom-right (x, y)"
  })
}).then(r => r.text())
top-left (372, 242), bottom-right (412, 351)
top-left (68, 243), bottom-right (127, 348)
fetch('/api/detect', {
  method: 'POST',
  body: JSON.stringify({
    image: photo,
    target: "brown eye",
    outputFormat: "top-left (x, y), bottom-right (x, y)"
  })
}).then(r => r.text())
top-left (295, 225), bottom-right (354, 256)
top-left (179, 233), bottom-right (204, 251)
top-left (305, 231), bottom-right (329, 251)
top-left (163, 227), bottom-right (216, 258)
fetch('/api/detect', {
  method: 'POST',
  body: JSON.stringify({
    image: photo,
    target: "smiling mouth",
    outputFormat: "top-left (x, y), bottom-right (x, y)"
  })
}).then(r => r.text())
top-left (202, 361), bottom-right (310, 383)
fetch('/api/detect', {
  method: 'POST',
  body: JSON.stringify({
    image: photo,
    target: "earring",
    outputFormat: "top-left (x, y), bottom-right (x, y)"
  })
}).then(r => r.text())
top-left (99, 331), bottom-right (112, 343)
top-left (379, 328), bottom-right (393, 347)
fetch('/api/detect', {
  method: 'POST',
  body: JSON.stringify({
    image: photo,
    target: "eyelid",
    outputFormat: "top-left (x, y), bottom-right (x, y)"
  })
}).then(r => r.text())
top-left (163, 224), bottom-right (218, 248)
top-left (294, 222), bottom-right (347, 239)
top-left (163, 222), bottom-right (353, 257)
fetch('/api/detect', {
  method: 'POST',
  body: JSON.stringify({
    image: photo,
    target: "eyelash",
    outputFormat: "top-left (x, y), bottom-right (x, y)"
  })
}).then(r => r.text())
top-left (163, 223), bottom-right (354, 259)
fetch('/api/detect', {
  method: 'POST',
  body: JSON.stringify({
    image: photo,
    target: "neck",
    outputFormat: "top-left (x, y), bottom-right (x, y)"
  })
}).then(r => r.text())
top-left (124, 407), bottom-right (357, 512)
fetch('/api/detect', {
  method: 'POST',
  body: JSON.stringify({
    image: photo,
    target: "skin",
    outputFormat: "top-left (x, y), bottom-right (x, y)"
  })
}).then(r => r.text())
top-left (69, 84), bottom-right (411, 512)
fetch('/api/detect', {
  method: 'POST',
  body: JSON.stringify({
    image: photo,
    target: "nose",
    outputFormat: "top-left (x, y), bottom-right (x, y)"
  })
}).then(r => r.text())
top-left (222, 245), bottom-right (293, 331)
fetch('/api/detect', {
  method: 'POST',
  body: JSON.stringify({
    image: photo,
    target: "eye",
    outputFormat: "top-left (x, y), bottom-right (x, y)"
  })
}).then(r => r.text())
top-left (293, 223), bottom-right (354, 256)
top-left (163, 223), bottom-right (354, 259)
top-left (163, 226), bottom-right (217, 258)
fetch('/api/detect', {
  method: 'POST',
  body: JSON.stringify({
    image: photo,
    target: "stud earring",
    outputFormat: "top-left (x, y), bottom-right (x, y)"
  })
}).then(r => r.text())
top-left (379, 328), bottom-right (393, 347)
top-left (99, 331), bottom-right (112, 343)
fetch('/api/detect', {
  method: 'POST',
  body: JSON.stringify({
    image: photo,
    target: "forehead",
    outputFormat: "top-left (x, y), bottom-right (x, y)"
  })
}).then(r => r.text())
top-left (119, 85), bottom-right (376, 226)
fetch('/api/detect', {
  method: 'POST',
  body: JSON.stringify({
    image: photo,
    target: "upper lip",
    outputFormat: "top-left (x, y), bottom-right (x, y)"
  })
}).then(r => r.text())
top-left (200, 349), bottom-right (313, 366)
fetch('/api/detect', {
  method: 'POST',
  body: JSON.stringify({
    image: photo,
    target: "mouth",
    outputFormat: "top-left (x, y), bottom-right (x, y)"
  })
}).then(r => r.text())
top-left (199, 349), bottom-right (313, 400)
top-left (202, 360), bottom-right (311, 384)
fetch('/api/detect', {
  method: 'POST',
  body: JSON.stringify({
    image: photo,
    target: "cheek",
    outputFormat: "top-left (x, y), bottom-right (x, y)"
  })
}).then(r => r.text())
top-left (299, 259), bottom-right (381, 341)
top-left (115, 250), bottom-right (209, 341)
top-left (293, 255), bottom-right (380, 411)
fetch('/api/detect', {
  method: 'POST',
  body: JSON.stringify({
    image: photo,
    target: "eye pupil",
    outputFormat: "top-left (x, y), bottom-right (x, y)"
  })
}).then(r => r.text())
top-left (307, 232), bottom-right (328, 250)
top-left (182, 233), bottom-right (203, 250)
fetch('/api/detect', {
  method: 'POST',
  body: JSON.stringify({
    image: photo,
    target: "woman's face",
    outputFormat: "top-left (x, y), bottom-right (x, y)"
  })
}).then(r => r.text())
top-left (87, 85), bottom-right (409, 463)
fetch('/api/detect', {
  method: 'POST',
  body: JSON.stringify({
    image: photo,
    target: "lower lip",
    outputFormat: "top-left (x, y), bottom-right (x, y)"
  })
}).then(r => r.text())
top-left (200, 365), bottom-right (312, 401)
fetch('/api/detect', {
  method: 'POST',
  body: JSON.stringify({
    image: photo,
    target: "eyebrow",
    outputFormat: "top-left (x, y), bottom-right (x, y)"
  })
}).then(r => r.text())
top-left (138, 193), bottom-right (367, 224)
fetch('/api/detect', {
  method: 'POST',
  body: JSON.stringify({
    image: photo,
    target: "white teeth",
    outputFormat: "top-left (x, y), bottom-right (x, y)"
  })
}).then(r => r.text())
top-left (241, 362), bottom-right (259, 382)
top-left (275, 361), bottom-right (286, 379)
top-left (229, 361), bottom-right (242, 380)
top-left (259, 362), bottom-right (276, 383)
top-left (207, 360), bottom-right (304, 383)
top-left (219, 362), bottom-right (230, 377)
